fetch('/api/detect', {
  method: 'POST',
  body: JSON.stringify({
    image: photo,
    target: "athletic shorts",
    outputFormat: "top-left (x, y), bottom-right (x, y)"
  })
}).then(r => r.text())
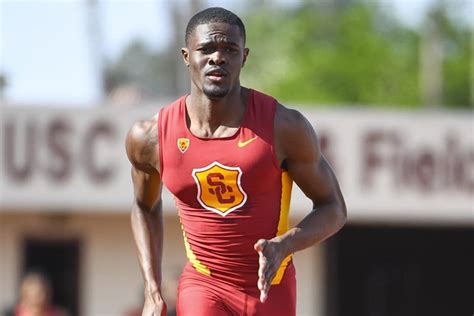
top-left (176, 262), bottom-right (296, 316)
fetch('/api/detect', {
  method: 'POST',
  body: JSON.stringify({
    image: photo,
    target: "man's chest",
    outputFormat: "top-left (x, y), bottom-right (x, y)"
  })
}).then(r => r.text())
top-left (161, 134), bottom-right (281, 214)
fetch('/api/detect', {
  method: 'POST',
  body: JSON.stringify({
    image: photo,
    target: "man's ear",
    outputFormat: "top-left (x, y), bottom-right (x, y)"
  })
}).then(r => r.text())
top-left (242, 48), bottom-right (250, 67)
top-left (181, 47), bottom-right (190, 67)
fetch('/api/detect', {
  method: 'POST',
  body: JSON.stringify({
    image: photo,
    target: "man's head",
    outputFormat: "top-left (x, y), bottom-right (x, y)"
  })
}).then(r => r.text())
top-left (182, 7), bottom-right (249, 99)
top-left (185, 7), bottom-right (246, 46)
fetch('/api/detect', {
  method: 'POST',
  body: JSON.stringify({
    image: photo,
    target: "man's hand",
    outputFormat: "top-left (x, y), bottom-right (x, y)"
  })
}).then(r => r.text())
top-left (254, 238), bottom-right (288, 303)
top-left (142, 293), bottom-right (167, 316)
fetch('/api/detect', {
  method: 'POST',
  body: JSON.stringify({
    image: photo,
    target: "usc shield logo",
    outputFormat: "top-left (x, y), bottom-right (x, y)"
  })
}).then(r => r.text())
top-left (177, 138), bottom-right (190, 153)
top-left (192, 162), bottom-right (247, 216)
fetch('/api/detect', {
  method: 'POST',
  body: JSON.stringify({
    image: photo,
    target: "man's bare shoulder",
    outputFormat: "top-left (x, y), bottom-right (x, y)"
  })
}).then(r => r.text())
top-left (274, 103), bottom-right (319, 161)
top-left (275, 103), bottom-right (316, 145)
top-left (274, 103), bottom-right (308, 135)
top-left (125, 114), bottom-right (159, 171)
top-left (127, 116), bottom-right (158, 145)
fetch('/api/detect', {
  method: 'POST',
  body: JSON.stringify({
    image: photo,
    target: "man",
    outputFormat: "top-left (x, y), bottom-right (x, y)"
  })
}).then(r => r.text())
top-left (126, 7), bottom-right (346, 316)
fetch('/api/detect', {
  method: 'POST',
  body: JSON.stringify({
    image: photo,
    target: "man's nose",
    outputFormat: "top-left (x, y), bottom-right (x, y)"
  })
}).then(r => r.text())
top-left (209, 50), bottom-right (226, 65)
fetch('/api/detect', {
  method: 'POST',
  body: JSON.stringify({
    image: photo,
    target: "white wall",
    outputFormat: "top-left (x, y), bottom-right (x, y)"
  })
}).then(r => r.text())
top-left (0, 213), bottom-right (146, 316)
top-left (2, 106), bottom-right (472, 224)
top-left (0, 213), bottom-right (323, 316)
top-left (0, 213), bottom-right (21, 310)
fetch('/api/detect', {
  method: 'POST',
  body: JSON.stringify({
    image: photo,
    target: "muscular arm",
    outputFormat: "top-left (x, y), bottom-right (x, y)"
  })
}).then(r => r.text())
top-left (255, 104), bottom-right (346, 302)
top-left (275, 105), bottom-right (346, 253)
top-left (125, 117), bottom-right (167, 315)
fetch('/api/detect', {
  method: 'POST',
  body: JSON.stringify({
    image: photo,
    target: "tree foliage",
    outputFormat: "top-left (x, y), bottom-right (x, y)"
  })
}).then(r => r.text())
top-left (104, 1), bottom-right (472, 108)
top-left (241, 1), bottom-right (471, 108)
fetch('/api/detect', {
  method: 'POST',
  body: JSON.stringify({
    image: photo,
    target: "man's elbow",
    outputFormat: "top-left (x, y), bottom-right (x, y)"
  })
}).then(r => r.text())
top-left (132, 199), bottom-right (162, 215)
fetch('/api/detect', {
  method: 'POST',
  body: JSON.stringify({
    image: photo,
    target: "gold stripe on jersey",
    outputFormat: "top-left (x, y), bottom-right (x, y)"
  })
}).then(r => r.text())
top-left (181, 224), bottom-right (211, 276)
top-left (271, 170), bottom-right (293, 285)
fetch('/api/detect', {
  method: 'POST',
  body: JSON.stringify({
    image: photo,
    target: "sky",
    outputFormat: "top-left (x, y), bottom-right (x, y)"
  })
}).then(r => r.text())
top-left (0, 0), bottom-right (471, 106)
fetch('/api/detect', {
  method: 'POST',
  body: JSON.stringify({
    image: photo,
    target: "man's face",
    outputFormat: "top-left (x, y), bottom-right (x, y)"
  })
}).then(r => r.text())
top-left (182, 23), bottom-right (249, 99)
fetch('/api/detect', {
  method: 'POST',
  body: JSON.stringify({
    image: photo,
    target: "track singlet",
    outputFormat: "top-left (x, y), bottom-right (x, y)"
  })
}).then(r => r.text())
top-left (158, 89), bottom-right (293, 287)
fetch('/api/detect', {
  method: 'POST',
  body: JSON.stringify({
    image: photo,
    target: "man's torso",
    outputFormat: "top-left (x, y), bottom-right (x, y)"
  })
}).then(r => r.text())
top-left (158, 89), bottom-right (293, 287)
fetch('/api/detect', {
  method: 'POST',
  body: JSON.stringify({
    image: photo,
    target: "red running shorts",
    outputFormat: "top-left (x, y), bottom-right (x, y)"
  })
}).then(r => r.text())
top-left (176, 262), bottom-right (296, 316)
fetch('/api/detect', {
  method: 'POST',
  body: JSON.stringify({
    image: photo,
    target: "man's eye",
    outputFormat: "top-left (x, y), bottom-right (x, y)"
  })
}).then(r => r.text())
top-left (200, 47), bottom-right (214, 54)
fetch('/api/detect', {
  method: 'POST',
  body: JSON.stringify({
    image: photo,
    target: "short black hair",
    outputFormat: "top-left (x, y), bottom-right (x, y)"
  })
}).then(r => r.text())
top-left (185, 7), bottom-right (246, 46)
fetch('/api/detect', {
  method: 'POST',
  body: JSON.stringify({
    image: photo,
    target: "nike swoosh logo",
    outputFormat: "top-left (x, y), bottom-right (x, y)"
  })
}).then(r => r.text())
top-left (238, 136), bottom-right (258, 148)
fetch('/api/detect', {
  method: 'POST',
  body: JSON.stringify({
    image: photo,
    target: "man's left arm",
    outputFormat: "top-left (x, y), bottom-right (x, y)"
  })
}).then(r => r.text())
top-left (255, 105), bottom-right (347, 302)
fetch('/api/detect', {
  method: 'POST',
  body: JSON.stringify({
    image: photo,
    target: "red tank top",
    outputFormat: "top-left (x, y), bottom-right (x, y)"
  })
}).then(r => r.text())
top-left (158, 89), bottom-right (293, 287)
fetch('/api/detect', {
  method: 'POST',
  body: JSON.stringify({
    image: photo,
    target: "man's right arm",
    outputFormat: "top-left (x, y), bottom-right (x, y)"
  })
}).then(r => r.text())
top-left (125, 117), bottom-right (167, 316)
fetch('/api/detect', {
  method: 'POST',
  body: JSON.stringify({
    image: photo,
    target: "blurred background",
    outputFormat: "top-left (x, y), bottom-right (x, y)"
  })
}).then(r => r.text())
top-left (0, 0), bottom-right (472, 315)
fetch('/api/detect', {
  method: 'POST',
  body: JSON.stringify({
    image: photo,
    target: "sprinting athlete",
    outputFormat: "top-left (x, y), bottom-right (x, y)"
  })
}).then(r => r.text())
top-left (125, 7), bottom-right (346, 316)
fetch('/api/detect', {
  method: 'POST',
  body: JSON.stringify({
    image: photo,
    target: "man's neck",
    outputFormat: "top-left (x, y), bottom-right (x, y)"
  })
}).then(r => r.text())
top-left (186, 85), bottom-right (248, 137)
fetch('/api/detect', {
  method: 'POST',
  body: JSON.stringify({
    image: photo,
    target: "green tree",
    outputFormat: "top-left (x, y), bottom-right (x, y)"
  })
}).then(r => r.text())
top-left (427, 2), bottom-right (472, 108)
top-left (104, 1), bottom-right (471, 108)
top-left (104, 39), bottom-right (183, 99)
top-left (241, 1), bottom-right (471, 108)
